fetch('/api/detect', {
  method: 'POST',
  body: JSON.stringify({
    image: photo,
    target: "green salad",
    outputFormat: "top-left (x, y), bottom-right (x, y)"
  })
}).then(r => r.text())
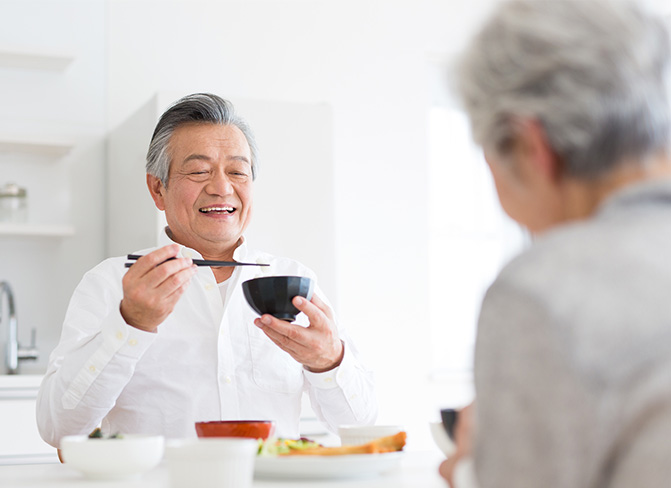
top-left (88, 428), bottom-right (123, 439)
top-left (257, 437), bottom-right (321, 456)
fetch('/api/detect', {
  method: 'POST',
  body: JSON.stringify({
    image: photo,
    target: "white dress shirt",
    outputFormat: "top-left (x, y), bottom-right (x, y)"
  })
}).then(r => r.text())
top-left (37, 232), bottom-right (377, 448)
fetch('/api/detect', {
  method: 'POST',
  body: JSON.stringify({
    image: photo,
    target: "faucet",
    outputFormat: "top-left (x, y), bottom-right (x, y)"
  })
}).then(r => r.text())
top-left (0, 281), bottom-right (38, 374)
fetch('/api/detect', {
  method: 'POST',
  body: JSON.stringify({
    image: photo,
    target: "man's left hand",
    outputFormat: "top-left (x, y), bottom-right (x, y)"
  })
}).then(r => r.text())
top-left (254, 294), bottom-right (344, 372)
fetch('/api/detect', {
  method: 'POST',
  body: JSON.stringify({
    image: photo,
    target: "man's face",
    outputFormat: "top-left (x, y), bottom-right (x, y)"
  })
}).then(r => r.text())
top-left (148, 122), bottom-right (254, 256)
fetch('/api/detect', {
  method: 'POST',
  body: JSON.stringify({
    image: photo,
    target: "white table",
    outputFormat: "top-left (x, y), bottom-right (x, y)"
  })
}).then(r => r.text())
top-left (0, 450), bottom-right (447, 488)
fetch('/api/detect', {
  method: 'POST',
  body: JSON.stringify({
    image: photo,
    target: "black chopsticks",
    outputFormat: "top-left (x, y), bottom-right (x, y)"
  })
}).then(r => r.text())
top-left (124, 254), bottom-right (269, 268)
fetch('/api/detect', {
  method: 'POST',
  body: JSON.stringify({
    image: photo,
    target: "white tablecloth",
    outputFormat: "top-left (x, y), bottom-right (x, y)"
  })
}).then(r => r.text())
top-left (0, 450), bottom-right (448, 488)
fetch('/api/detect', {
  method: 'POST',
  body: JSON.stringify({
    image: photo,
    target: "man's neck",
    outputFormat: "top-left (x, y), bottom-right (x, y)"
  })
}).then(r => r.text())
top-left (165, 227), bottom-right (242, 262)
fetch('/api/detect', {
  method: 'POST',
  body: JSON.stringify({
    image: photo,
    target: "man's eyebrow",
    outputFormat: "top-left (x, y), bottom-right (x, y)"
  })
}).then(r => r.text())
top-left (182, 154), bottom-right (212, 163)
top-left (229, 155), bottom-right (251, 165)
top-left (181, 154), bottom-right (250, 165)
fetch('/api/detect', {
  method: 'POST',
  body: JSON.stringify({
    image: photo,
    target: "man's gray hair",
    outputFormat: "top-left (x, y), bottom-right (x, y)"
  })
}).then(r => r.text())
top-left (457, 0), bottom-right (671, 179)
top-left (146, 93), bottom-right (259, 186)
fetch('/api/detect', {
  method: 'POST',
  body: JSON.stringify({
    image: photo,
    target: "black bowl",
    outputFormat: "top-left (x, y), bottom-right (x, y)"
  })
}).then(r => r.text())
top-left (440, 408), bottom-right (459, 441)
top-left (242, 276), bottom-right (314, 322)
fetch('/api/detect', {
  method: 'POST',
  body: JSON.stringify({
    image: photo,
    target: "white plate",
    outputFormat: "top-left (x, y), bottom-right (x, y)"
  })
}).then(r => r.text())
top-left (254, 452), bottom-right (404, 480)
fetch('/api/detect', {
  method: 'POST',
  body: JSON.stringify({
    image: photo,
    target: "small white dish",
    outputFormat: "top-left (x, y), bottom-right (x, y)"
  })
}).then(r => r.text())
top-left (254, 452), bottom-right (404, 480)
top-left (338, 424), bottom-right (404, 446)
top-left (429, 421), bottom-right (456, 456)
top-left (60, 434), bottom-right (164, 480)
top-left (166, 437), bottom-right (257, 488)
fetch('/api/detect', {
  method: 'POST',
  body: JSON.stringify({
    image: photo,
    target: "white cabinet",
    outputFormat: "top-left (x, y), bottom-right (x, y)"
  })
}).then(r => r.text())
top-left (0, 139), bottom-right (73, 158)
top-left (0, 47), bottom-right (77, 238)
top-left (0, 137), bottom-right (76, 238)
top-left (0, 375), bottom-right (58, 465)
top-left (0, 48), bottom-right (73, 72)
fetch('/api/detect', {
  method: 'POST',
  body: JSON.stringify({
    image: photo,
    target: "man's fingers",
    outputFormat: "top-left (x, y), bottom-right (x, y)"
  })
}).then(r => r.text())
top-left (149, 259), bottom-right (196, 292)
top-left (129, 244), bottom-right (181, 275)
top-left (163, 266), bottom-right (198, 298)
top-left (256, 315), bottom-right (304, 342)
top-left (258, 323), bottom-right (304, 356)
top-left (292, 294), bottom-right (332, 327)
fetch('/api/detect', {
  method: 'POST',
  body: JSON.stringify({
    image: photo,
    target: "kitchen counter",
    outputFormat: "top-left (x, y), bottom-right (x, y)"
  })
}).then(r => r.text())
top-left (0, 374), bottom-right (58, 465)
top-left (0, 450), bottom-right (447, 488)
top-left (0, 374), bottom-right (43, 390)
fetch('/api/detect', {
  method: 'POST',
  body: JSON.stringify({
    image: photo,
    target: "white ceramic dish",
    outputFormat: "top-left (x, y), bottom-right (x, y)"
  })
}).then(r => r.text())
top-left (429, 421), bottom-right (456, 456)
top-left (166, 438), bottom-right (258, 488)
top-left (254, 452), bottom-right (404, 480)
top-left (60, 434), bottom-right (164, 480)
top-left (338, 424), bottom-right (404, 446)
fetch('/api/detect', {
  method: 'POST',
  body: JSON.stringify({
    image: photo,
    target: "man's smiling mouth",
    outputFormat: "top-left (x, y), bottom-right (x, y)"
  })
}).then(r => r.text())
top-left (199, 206), bottom-right (236, 214)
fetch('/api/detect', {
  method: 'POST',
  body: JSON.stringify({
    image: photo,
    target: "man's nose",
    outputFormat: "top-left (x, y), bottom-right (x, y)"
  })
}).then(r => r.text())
top-left (206, 170), bottom-right (234, 195)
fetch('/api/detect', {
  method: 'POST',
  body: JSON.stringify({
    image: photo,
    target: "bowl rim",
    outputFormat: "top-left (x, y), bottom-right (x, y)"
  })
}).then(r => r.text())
top-left (195, 420), bottom-right (274, 425)
top-left (242, 275), bottom-right (313, 284)
top-left (60, 434), bottom-right (164, 444)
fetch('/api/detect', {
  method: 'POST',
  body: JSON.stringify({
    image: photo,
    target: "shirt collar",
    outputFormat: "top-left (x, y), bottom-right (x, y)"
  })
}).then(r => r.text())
top-left (596, 177), bottom-right (671, 216)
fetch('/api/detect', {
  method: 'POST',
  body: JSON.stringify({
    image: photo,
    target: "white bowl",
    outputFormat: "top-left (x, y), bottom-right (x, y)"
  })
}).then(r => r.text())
top-left (60, 434), bottom-right (164, 480)
top-left (166, 438), bottom-right (258, 488)
top-left (429, 421), bottom-right (456, 456)
top-left (338, 424), bottom-right (404, 446)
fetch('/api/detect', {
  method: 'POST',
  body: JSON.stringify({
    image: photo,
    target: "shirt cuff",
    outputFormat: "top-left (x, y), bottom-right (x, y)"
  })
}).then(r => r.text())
top-left (61, 309), bottom-right (157, 410)
top-left (103, 309), bottom-right (158, 359)
top-left (303, 343), bottom-right (354, 390)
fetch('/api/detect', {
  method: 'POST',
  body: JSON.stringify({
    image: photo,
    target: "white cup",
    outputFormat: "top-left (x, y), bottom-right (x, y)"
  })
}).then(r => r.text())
top-left (429, 421), bottom-right (456, 456)
top-left (338, 424), bottom-right (404, 446)
top-left (166, 438), bottom-right (257, 488)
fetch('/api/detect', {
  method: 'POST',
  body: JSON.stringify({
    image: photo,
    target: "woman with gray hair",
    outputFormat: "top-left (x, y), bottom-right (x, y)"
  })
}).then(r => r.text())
top-left (441, 1), bottom-right (671, 487)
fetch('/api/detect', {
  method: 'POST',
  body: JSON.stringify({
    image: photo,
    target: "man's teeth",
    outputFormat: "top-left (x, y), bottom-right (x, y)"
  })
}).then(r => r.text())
top-left (200, 207), bottom-right (235, 213)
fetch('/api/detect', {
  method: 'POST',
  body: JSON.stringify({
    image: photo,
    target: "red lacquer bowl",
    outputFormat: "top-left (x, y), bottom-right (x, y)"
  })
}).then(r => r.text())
top-left (195, 420), bottom-right (276, 440)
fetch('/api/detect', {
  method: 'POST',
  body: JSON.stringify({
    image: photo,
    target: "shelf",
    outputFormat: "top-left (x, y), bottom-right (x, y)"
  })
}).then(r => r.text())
top-left (0, 223), bottom-right (74, 237)
top-left (0, 49), bottom-right (73, 71)
top-left (0, 139), bottom-right (73, 158)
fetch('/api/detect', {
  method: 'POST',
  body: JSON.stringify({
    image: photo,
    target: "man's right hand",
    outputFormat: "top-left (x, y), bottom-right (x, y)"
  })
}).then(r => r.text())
top-left (119, 244), bottom-right (197, 332)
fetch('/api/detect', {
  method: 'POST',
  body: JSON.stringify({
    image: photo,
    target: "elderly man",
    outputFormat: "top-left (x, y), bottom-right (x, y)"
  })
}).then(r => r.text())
top-left (37, 94), bottom-right (376, 447)
top-left (441, 1), bottom-right (671, 487)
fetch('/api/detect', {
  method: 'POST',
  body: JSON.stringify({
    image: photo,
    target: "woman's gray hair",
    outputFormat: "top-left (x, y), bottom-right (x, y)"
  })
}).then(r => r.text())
top-left (146, 93), bottom-right (259, 186)
top-left (457, 0), bottom-right (671, 179)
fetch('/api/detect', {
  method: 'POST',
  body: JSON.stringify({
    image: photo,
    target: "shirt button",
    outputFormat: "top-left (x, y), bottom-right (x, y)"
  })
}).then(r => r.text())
top-left (224, 376), bottom-right (232, 384)
top-left (128, 339), bottom-right (138, 346)
top-left (88, 365), bottom-right (96, 373)
top-left (205, 283), bottom-right (215, 291)
top-left (116, 331), bottom-right (124, 340)
top-left (324, 377), bottom-right (333, 383)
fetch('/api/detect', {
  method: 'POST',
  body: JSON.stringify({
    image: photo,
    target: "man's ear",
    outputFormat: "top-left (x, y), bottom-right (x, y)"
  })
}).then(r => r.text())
top-left (515, 119), bottom-right (563, 183)
top-left (147, 174), bottom-right (166, 211)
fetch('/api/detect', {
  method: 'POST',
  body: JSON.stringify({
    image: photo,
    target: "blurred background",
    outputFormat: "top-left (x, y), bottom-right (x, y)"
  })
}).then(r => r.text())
top-left (0, 0), bottom-right (670, 455)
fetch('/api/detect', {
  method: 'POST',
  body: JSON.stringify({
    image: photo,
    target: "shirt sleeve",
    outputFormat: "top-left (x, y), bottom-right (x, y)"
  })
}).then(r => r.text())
top-left (36, 261), bottom-right (157, 448)
top-left (303, 331), bottom-right (378, 432)
top-left (281, 276), bottom-right (377, 433)
top-left (473, 279), bottom-right (599, 488)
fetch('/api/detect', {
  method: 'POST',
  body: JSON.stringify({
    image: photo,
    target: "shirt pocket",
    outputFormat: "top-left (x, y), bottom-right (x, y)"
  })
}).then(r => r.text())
top-left (248, 325), bottom-right (305, 394)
